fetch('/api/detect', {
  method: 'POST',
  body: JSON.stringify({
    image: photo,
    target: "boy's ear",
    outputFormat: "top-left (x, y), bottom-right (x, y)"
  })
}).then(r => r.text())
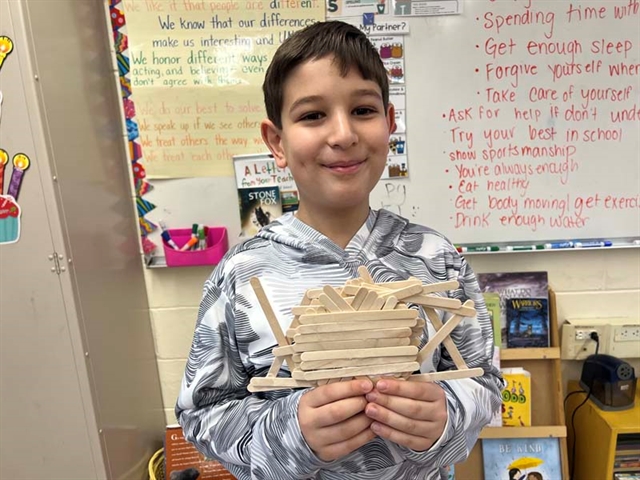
top-left (261, 120), bottom-right (287, 168)
top-left (387, 103), bottom-right (397, 134)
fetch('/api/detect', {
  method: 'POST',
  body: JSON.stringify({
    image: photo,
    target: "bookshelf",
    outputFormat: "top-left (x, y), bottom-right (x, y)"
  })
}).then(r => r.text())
top-left (566, 380), bottom-right (640, 480)
top-left (455, 289), bottom-right (570, 479)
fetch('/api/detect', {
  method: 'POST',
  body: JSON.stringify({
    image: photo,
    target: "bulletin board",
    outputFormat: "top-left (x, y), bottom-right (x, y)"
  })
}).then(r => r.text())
top-left (108, 0), bottom-right (640, 258)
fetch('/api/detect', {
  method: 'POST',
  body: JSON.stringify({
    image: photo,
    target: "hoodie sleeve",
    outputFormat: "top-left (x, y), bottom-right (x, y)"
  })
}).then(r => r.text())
top-left (400, 246), bottom-right (504, 468)
top-left (175, 259), bottom-right (329, 480)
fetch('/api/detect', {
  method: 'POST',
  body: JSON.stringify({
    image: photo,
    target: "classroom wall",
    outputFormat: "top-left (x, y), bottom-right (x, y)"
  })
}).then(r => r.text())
top-left (146, 248), bottom-right (640, 425)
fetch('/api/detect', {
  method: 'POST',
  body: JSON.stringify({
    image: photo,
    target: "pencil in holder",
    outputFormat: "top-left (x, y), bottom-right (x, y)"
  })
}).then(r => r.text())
top-left (162, 226), bottom-right (228, 267)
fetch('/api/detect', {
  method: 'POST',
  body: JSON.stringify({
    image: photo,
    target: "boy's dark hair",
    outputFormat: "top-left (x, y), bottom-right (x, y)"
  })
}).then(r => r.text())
top-left (263, 21), bottom-right (389, 129)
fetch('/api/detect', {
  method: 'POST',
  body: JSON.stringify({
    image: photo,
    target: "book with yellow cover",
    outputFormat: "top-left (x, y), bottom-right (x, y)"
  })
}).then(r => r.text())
top-left (501, 367), bottom-right (531, 427)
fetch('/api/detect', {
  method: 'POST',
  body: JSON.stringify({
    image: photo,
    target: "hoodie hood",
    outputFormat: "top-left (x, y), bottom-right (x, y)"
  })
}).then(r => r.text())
top-left (256, 209), bottom-right (409, 265)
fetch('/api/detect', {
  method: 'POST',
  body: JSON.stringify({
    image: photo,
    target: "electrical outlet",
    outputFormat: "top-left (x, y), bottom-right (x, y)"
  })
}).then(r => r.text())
top-left (562, 318), bottom-right (640, 360)
top-left (610, 323), bottom-right (640, 358)
top-left (561, 323), bottom-right (608, 360)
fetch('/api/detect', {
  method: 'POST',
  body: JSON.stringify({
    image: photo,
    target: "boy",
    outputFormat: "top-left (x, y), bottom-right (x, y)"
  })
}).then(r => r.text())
top-left (176, 21), bottom-right (502, 480)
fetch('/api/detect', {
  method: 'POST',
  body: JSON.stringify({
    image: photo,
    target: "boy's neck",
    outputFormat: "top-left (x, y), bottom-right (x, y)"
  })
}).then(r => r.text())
top-left (295, 203), bottom-right (371, 249)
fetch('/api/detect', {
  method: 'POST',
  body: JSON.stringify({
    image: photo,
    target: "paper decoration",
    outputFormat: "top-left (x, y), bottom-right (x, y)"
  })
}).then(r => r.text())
top-left (0, 195), bottom-right (21, 245)
top-left (0, 36), bottom-right (14, 72)
top-left (7, 153), bottom-right (30, 201)
top-left (0, 149), bottom-right (8, 195)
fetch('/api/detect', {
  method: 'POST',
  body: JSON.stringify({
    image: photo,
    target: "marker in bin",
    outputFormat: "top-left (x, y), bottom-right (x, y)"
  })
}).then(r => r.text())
top-left (159, 220), bottom-right (179, 250)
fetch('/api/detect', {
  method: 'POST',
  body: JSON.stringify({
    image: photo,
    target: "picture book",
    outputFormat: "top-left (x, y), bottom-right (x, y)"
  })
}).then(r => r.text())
top-left (477, 272), bottom-right (549, 348)
top-left (482, 437), bottom-right (562, 480)
top-left (483, 292), bottom-right (502, 347)
top-left (165, 425), bottom-right (236, 479)
top-left (501, 367), bottom-right (531, 427)
top-left (238, 186), bottom-right (283, 237)
top-left (506, 298), bottom-right (550, 348)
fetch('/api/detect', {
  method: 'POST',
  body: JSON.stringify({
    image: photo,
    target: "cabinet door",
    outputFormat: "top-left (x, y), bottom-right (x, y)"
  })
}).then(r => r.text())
top-left (0, 2), bottom-right (104, 478)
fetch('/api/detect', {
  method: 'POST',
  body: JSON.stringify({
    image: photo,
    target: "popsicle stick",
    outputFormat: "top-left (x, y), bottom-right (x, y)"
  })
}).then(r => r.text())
top-left (342, 285), bottom-right (362, 296)
top-left (267, 355), bottom-right (284, 377)
top-left (292, 318), bottom-right (416, 335)
top-left (404, 294), bottom-right (462, 310)
top-left (395, 303), bottom-right (409, 310)
top-left (377, 279), bottom-right (422, 290)
top-left (328, 378), bottom-right (342, 384)
top-left (421, 280), bottom-right (460, 295)
top-left (301, 346), bottom-right (418, 362)
top-left (358, 265), bottom-right (374, 283)
top-left (424, 307), bottom-right (468, 369)
top-left (306, 287), bottom-right (343, 299)
top-left (318, 294), bottom-right (341, 313)
top-left (350, 288), bottom-right (368, 310)
top-left (292, 354), bottom-right (302, 363)
top-left (294, 362), bottom-right (420, 381)
top-left (322, 286), bottom-right (354, 311)
top-left (272, 345), bottom-right (295, 357)
top-left (300, 355), bottom-right (417, 371)
top-left (416, 312), bottom-right (465, 365)
top-left (291, 306), bottom-right (327, 315)
top-left (346, 278), bottom-right (362, 286)
top-left (298, 309), bottom-right (417, 325)
top-left (379, 284), bottom-right (424, 301)
top-left (358, 291), bottom-right (379, 311)
top-left (370, 296), bottom-right (386, 311)
top-left (383, 296), bottom-right (399, 310)
top-left (250, 279), bottom-right (291, 364)
top-left (248, 377), bottom-right (316, 392)
top-left (292, 337), bottom-right (411, 352)
top-left (294, 327), bottom-right (413, 344)
top-left (408, 367), bottom-right (484, 383)
top-left (317, 379), bottom-right (330, 386)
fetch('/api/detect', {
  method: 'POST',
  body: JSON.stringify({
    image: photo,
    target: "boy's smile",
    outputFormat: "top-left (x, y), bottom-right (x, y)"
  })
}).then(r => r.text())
top-left (261, 55), bottom-right (395, 236)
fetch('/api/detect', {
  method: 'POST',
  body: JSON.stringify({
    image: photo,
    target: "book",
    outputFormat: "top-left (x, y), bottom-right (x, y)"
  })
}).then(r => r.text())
top-left (506, 298), bottom-right (550, 348)
top-left (477, 272), bottom-right (549, 348)
top-left (164, 424), bottom-right (236, 479)
top-left (482, 437), bottom-right (562, 480)
top-left (501, 367), bottom-right (531, 427)
top-left (483, 292), bottom-right (502, 347)
top-left (237, 186), bottom-right (283, 237)
top-left (488, 346), bottom-right (503, 427)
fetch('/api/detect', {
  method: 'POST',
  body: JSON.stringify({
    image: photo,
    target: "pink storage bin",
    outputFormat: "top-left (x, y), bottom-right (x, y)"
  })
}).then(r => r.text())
top-left (162, 226), bottom-right (228, 267)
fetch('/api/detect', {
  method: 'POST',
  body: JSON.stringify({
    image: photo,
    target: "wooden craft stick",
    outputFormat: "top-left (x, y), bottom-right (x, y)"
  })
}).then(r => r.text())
top-left (327, 378), bottom-right (342, 384)
top-left (379, 284), bottom-right (424, 301)
top-left (300, 355), bottom-right (417, 371)
top-left (318, 294), bottom-right (341, 313)
top-left (294, 362), bottom-right (420, 381)
top-left (250, 279), bottom-right (291, 362)
top-left (317, 379), bottom-right (330, 386)
top-left (358, 265), bottom-right (374, 283)
top-left (292, 354), bottom-right (302, 363)
top-left (267, 355), bottom-right (285, 377)
top-left (395, 303), bottom-right (409, 309)
top-left (416, 312), bottom-right (465, 365)
top-left (424, 307), bottom-right (468, 369)
top-left (342, 285), bottom-right (361, 296)
top-left (293, 318), bottom-right (417, 335)
top-left (292, 337), bottom-right (410, 352)
top-left (298, 309), bottom-right (417, 325)
top-left (301, 346), bottom-right (418, 361)
top-left (403, 294), bottom-right (462, 310)
top-left (421, 280), bottom-right (459, 295)
top-left (408, 367), bottom-right (484, 383)
top-left (383, 296), bottom-right (399, 310)
top-left (346, 278), bottom-right (362, 286)
top-left (306, 287), bottom-right (343, 299)
top-left (358, 290), bottom-right (379, 311)
top-left (272, 345), bottom-right (295, 357)
top-left (322, 286), bottom-right (354, 311)
top-left (294, 327), bottom-right (413, 344)
top-left (248, 377), bottom-right (316, 392)
top-left (377, 279), bottom-right (422, 290)
top-left (350, 288), bottom-right (368, 310)
top-left (291, 306), bottom-right (326, 315)
top-left (370, 296), bottom-right (386, 311)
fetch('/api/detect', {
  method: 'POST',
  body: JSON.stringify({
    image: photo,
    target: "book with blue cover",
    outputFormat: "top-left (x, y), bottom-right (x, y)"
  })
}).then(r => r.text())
top-left (482, 437), bottom-right (561, 480)
top-left (506, 298), bottom-right (550, 348)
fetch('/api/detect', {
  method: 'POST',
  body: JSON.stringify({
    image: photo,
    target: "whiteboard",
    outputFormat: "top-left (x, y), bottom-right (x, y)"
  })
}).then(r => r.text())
top-left (135, 0), bottom-right (640, 253)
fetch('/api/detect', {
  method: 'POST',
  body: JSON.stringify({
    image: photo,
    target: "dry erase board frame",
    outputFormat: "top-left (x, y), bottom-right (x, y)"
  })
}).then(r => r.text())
top-left (115, 0), bottom-right (640, 261)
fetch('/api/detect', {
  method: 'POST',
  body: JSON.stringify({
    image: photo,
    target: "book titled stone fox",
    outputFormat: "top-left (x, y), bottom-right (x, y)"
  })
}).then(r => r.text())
top-left (237, 186), bottom-right (283, 237)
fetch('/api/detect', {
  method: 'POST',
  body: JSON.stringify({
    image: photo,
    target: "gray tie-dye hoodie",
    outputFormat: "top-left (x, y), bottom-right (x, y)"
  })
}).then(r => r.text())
top-left (176, 209), bottom-right (503, 480)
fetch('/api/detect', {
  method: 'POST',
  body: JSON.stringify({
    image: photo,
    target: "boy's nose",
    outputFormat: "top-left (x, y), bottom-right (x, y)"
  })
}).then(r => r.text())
top-left (327, 113), bottom-right (358, 149)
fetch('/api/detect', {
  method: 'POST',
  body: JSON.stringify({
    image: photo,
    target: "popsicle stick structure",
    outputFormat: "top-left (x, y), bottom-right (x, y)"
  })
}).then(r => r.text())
top-left (248, 266), bottom-right (484, 392)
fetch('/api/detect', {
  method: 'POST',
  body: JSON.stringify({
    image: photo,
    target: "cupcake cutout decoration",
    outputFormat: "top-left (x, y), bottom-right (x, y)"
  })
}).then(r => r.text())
top-left (0, 195), bottom-right (21, 244)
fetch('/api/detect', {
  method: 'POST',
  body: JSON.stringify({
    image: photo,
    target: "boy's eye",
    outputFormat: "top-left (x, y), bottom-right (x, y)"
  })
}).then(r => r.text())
top-left (353, 107), bottom-right (377, 116)
top-left (299, 112), bottom-right (324, 121)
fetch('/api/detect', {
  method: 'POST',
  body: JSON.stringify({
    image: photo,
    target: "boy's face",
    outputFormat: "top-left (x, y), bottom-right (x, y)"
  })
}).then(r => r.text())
top-left (261, 56), bottom-right (395, 217)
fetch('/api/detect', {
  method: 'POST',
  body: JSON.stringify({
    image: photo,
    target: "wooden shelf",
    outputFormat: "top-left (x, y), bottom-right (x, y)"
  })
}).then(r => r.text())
top-left (501, 347), bottom-right (560, 360)
top-left (480, 426), bottom-right (567, 439)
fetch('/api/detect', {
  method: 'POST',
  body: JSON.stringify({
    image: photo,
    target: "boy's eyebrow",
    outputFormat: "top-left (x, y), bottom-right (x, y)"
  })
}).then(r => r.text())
top-left (288, 89), bottom-right (383, 113)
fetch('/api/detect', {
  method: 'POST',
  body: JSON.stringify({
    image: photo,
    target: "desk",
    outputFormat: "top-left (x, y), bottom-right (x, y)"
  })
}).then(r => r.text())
top-left (566, 380), bottom-right (640, 480)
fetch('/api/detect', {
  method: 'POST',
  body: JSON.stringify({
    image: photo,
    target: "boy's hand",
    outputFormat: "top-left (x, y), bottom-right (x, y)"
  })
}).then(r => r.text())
top-left (298, 379), bottom-right (376, 462)
top-left (364, 379), bottom-right (448, 452)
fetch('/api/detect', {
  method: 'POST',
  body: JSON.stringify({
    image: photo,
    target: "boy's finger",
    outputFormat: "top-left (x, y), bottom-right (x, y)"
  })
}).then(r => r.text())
top-left (314, 396), bottom-right (368, 427)
top-left (305, 379), bottom-right (373, 408)
top-left (320, 425), bottom-right (377, 461)
top-left (365, 392), bottom-right (442, 422)
top-left (370, 420), bottom-right (433, 452)
top-left (374, 379), bottom-right (445, 402)
top-left (320, 412), bottom-right (373, 444)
